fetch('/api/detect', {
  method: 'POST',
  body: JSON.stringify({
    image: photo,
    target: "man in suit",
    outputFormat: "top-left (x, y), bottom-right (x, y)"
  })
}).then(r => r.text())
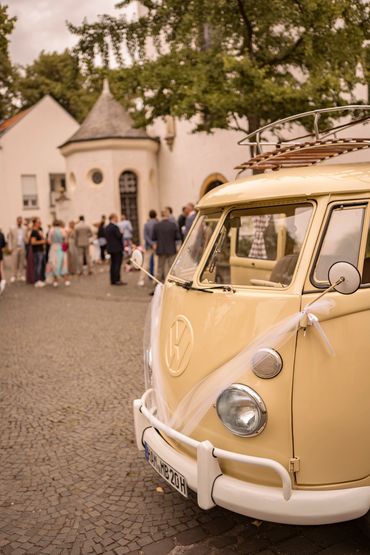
top-left (183, 203), bottom-right (196, 238)
top-left (152, 208), bottom-right (180, 282)
top-left (8, 216), bottom-right (27, 282)
top-left (137, 209), bottom-right (158, 287)
top-left (177, 206), bottom-right (187, 242)
top-left (105, 213), bottom-right (126, 285)
top-left (75, 215), bottom-right (93, 275)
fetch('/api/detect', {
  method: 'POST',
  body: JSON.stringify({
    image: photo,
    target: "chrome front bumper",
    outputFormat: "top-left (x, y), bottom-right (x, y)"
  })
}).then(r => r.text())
top-left (133, 390), bottom-right (370, 525)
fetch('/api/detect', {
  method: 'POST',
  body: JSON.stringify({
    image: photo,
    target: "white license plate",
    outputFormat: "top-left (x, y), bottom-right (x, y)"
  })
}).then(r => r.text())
top-left (144, 441), bottom-right (188, 497)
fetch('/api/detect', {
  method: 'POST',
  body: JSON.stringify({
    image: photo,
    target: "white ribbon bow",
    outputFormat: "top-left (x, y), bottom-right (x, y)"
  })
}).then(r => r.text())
top-left (301, 305), bottom-right (335, 356)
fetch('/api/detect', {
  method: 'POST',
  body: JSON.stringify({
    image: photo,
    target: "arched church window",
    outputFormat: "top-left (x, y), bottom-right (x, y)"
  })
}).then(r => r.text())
top-left (206, 179), bottom-right (224, 193)
top-left (119, 171), bottom-right (139, 243)
top-left (200, 173), bottom-right (227, 198)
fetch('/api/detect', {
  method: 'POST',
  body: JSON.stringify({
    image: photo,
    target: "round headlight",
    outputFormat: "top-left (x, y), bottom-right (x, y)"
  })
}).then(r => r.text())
top-left (251, 348), bottom-right (283, 379)
top-left (216, 384), bottom-right (267, 437)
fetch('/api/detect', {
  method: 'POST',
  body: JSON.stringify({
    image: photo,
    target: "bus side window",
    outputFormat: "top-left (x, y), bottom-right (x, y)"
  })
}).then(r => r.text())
top-left (313, 205), bottom-right (366, 286)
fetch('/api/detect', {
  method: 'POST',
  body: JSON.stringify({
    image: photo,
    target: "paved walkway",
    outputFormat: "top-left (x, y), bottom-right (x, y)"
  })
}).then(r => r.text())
top-left (0, 268), bottom-right (369, 555)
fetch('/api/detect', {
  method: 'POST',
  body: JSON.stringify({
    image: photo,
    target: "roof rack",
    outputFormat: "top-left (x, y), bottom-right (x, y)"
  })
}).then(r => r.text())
top-left (236, 105), bottom-right (370, 173)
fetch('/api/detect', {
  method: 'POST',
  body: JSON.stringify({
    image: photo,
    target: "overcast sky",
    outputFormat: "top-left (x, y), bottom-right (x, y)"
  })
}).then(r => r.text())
top-left (7, 0), bottom-right (121, 66)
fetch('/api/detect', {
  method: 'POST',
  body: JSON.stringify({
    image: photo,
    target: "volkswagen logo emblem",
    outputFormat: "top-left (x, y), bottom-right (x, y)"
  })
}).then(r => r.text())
top-left (165, 315), bottom-right (194, 377)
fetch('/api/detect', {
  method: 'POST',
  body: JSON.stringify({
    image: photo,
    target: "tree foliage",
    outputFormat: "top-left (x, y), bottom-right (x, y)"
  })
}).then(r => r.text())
top-left (18, 50), bottom-right (102, 122)
top-left (0, 5), bottom-right (17, 121)
top-left (69, 0), bottom-right (370, 133)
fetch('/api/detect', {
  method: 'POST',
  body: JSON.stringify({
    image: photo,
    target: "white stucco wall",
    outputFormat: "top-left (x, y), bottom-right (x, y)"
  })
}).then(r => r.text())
top-left (61, 146), bottom-right (117, 225)
top-left (61, 139), bottom-right (159, 242)
top-left (149, 118), bottom-right (246, 215)
top-left (0, 95), bottom-right (79, 234)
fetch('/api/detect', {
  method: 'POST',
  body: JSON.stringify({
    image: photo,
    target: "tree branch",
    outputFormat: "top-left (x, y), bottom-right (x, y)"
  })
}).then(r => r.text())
top-left (292, 0), bottom-right (304, 14)
top-left (268, 34), bottom-right (304, 66)
top-left (230, 113), bottom-right (249, 134)
top-left (236, 0), bottom-right (254, 57)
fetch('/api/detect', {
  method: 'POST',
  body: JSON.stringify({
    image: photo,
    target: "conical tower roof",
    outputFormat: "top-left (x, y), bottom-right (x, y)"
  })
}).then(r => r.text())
top-left (63, 79), bottom-right (152, 145)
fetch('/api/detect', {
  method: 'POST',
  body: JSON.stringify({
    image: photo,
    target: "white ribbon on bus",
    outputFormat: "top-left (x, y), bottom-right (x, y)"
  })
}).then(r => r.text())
top-left (147, 284), bottom-right (334, 435)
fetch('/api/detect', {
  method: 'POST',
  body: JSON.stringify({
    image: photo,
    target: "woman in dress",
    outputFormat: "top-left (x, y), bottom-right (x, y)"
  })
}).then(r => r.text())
top-left (67, 220), bottom-right (78, 275)
top-left (47, 220), bottom-right (70, 287)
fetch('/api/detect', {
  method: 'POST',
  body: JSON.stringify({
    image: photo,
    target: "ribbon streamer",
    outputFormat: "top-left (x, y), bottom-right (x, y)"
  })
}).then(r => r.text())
top-left (147, 285), bottom-right (335, 435)
top-left (304, 312), bottom-right (335, 356)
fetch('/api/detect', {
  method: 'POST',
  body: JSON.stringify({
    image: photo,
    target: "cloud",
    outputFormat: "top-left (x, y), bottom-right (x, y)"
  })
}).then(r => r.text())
top-left (8, 0), bottom-right (120, 65)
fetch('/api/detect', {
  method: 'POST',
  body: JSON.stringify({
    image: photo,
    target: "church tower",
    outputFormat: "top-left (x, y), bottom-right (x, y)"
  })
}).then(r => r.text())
top-left (59, 79), bottom-right (159, 242)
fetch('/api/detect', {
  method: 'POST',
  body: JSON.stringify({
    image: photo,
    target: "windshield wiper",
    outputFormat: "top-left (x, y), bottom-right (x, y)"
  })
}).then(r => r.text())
top-left (201, 284), bottom-right (236, 293)
top-left (168, 278), bottom-right (213, 293)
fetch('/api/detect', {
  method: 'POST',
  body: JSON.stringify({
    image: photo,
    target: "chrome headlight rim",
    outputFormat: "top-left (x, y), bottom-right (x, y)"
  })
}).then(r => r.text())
top-left (251, 347), bottom-right (283, 379)
top-left (216, 383), bottom-right (267, 438)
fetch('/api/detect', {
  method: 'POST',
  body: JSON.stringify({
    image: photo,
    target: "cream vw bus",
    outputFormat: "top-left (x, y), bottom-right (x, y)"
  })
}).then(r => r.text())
top-left (133, 107), bottom-right (370, 528)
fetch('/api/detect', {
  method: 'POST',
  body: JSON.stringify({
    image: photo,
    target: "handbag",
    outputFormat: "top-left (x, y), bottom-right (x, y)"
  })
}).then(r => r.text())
top-left (62, 242), bottom-right (68, 252)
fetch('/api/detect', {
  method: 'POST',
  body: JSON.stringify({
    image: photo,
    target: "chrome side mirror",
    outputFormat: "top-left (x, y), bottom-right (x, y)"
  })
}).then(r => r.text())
top-left (328, 261), bottom-right (361, 295)
top-left (305, 260), bottom-right (361, 313)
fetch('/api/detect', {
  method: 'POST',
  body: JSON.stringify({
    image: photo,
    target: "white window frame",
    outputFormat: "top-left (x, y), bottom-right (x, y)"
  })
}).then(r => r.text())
top-left (21, 174), bottom-right (38, 210)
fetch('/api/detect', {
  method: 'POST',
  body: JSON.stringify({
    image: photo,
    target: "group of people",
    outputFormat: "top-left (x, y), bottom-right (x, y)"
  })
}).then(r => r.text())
top-left (84, 202), bottom-right (196, 289)
top-left (0, 215), bottom-right (106, 293)
top-left (137, 202), bottom-right (196, 290)
top-left (0, 203), bottom-right (196, 294)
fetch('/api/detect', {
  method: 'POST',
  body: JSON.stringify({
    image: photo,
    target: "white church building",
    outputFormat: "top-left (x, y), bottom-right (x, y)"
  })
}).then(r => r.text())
top-left (1, 80), bottom-right (369, 243)
top-left (0, 95), bottom-right (78, 235)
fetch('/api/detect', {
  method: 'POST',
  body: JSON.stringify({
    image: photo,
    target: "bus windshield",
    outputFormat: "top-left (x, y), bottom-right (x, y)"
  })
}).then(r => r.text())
top-left (170, 212), bottom-right (221, 282)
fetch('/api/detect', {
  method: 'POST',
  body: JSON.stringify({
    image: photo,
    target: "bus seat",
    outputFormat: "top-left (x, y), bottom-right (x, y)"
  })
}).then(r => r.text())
top-left (270, 253), bottom-right (299, 286)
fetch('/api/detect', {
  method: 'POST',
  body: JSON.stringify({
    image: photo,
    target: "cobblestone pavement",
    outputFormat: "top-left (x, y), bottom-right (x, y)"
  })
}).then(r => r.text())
top-left (0, 266), bottom-right (369, 555)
